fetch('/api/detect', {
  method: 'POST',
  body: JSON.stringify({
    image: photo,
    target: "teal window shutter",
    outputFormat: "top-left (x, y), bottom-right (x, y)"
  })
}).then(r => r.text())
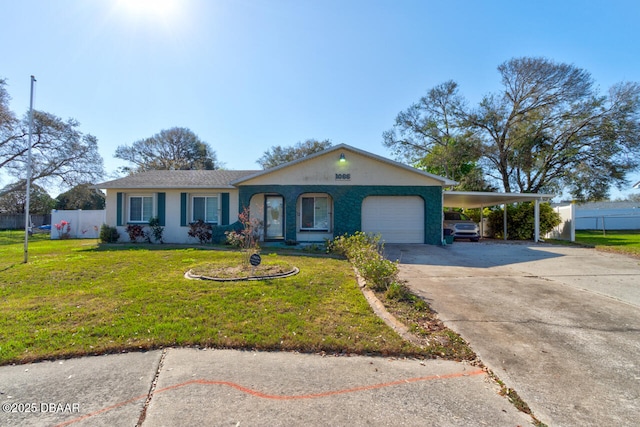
top-left (116, 192), bottom-right (123, 226)
top-left (180, 193), bottom-right (188, 226)
top-left (221, 193), bottom-right (230, 225)
top-left (157, 192), bottom-right (166, 226)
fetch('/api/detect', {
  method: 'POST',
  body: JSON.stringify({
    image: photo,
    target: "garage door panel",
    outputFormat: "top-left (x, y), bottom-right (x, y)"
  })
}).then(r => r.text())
top-left (362, 196), bottom-right (424, 243)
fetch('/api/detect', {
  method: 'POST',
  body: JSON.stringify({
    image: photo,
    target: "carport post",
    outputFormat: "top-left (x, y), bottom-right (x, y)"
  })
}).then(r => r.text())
top-left (503, 204), bottom-right (507, 240)
top-left (534, 199), bottom-right (540, 242)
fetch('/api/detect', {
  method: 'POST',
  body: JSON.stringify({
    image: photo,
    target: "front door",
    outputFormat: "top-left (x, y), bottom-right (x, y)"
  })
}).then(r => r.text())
top-left (265, 196), bottom-right (284, 240)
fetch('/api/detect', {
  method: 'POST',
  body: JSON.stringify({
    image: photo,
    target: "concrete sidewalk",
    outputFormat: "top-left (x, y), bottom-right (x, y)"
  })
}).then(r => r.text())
top-left (0, 348), bottom-right (532, 426)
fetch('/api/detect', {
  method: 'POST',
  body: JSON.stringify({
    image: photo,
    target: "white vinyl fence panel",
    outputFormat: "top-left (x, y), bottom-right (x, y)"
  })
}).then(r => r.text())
top-left (50, 210), bottom-right (106, 239)
top-left (575, 207), bottom-right (640, 230)
top-left (546, 204), bottom-right (575, 241)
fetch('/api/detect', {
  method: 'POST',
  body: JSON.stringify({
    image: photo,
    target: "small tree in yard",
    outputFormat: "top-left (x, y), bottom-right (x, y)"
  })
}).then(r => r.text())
top-left (225, 207), bottom-right (262, 266)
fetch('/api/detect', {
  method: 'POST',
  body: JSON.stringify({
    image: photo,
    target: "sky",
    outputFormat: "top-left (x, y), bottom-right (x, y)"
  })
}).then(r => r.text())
top-left (2, 0), bottom-right (640, 198)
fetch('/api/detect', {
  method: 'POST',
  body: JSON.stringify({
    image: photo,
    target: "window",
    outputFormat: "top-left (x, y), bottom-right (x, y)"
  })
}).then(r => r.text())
top-left (129, 196), bottom-right (153, 223)
top-left (300, 196), bottom-right (329, 231)
top-left (192, 196), bottom-right (219, 224)
top-left (444, 212), bottom-right (470, 221)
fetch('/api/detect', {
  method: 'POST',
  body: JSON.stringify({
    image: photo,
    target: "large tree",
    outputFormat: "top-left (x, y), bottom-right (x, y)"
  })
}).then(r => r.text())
top-left (468, 57), bottom-right (640, 199)
top-left (0, 79), bottom-right (104, 197)
top-left (384, 58), bottom-right (640, 201)
top-left (55, 183), bottom-right (105, 210)
top-left (256, 139), bottom-right (333, 169)
top-left (114, 127), bottom-right (221, 173)
top-left (0, 182), bottom-right (55, 214)
top-left (383, 81), bottom-right (491, 191)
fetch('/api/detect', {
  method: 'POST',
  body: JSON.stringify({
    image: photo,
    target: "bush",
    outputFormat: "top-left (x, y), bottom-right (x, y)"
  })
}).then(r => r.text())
top-left (329, 232), bottom-right (399, 292)
top-left (54, 220), bottom-right (71, 239)
top-left (486, 202), bottom-right (561, 240)
top-left (385, 281), bottom-right (414, 302)
top-left (188, 220), bottom-right (212, 244)
top-left (148, 217), bottom-right (164, 244)
top-left (210, 222), bottom-right (243, 244)
top-left (225, 207), bottom-right (262, 266)
top-left (99, 224), bottom-right (119, 243)
top-left (125, 224), bottom-right (147, 243)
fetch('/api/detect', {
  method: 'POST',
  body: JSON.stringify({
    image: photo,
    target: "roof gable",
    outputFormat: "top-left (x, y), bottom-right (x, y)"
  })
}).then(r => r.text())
top-left (233, 144), bottom-right (456, 187)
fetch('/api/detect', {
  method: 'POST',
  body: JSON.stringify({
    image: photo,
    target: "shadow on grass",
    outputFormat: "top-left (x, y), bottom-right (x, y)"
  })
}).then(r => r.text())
top-left (80, 243), bottom-right (234, 253)
top-left (82, 242), bottom-right (344, 259)
top-left (0, 264), bottom-right (17, 273)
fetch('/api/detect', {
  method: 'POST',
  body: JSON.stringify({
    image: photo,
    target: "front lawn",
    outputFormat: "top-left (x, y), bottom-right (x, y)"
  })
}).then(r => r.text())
top-left (0, 233), bottom-right (426, 365)
top-left (576, 230), bottom-right (640, 257)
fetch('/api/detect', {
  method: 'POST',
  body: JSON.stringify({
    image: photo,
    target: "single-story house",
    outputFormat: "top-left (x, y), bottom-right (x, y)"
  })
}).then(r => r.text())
top-left (97, 144), bottom-right (457, 245)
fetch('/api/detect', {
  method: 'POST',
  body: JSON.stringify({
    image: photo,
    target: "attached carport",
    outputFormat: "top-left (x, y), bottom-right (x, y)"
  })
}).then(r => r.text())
top-left (443, 191), bottom-right (555, 242)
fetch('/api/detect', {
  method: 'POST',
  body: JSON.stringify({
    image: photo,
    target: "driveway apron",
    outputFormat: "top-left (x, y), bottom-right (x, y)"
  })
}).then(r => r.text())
top-left (387, 242), bottom-right (640, 427)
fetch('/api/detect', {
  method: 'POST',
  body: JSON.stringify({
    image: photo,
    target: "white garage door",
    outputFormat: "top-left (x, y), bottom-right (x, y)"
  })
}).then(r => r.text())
top-left (361, 196), bottom-right (424, 243)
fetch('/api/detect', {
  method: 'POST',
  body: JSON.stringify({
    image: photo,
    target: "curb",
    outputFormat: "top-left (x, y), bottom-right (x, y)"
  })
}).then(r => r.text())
top-left (352, 268), bottom-right (425, 347)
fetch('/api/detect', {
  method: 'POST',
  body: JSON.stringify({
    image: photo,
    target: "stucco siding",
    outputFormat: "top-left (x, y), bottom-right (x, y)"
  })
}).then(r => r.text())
top-left (104, 188), bottom-right (240, 244)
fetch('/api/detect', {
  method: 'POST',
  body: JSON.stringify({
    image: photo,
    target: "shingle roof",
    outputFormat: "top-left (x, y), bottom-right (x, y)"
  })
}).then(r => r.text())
top-left (96, 170), bottom-right (259, 189)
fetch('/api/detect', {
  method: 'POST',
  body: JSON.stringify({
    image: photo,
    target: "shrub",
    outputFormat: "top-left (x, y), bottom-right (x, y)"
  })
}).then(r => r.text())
top-left (486, 202), bottom-right (561, 240)
top-left (385, 281), bottom-right (414, 302)
top-left (329, 232), bottom-right (399, 292)
top-left (188, 220), bottom-right (212, 244)
top-left (54, 220), bottom-right (71, 239)
top-left (99, 224), bottom-right (119, 243)
top-left (225, 207), bottom-right (262, 266)
top-left (148, 217), bottom-right (164, 244)
top-left (125, 224), bottom-right (147, 243)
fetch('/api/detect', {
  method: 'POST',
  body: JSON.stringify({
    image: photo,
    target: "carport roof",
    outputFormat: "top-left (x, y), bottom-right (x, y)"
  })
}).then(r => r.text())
top-left (444, 191), bottom-right (555, 208)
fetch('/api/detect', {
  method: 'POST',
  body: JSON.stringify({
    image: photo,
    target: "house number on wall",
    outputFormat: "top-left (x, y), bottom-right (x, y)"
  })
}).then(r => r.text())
top-left (335, 173), bottom-right (351, 180)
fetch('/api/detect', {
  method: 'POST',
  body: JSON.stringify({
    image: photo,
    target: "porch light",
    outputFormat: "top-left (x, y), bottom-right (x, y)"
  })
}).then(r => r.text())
top-left (339, 153), bottom-right (346, 162)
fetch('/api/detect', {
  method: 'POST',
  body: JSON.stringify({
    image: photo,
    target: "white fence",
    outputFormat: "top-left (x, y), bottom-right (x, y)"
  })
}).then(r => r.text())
top-left (575, 203), bottom-right (640, 231)
top-left (50, 210), bottom-right (106, 239)
top-left (546, 202), bottom-right (640, 240)
top-left (546, 204), bottom-right (575, 241)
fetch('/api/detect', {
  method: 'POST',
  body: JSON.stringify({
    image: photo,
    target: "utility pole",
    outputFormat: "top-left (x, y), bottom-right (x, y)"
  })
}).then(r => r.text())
top-left (23, 75), bottom-right (36, 264)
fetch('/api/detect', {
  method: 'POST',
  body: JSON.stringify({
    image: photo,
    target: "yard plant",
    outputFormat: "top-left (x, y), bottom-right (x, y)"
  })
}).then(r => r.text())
top-left (486, 202), bottom-right (561, 240)
top-left (329, 232), bottom-right (399, 292)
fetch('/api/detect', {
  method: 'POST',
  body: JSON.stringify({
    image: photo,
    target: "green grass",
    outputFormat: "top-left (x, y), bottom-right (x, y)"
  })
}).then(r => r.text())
top-left (575, 230), bottom-right (640, 257)
top-left (0, 232), bottom-right (430, 365)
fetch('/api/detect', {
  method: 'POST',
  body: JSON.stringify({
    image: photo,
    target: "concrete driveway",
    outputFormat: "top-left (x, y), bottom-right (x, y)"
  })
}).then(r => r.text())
top-left (386, 241), bottom-right (640, 426)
